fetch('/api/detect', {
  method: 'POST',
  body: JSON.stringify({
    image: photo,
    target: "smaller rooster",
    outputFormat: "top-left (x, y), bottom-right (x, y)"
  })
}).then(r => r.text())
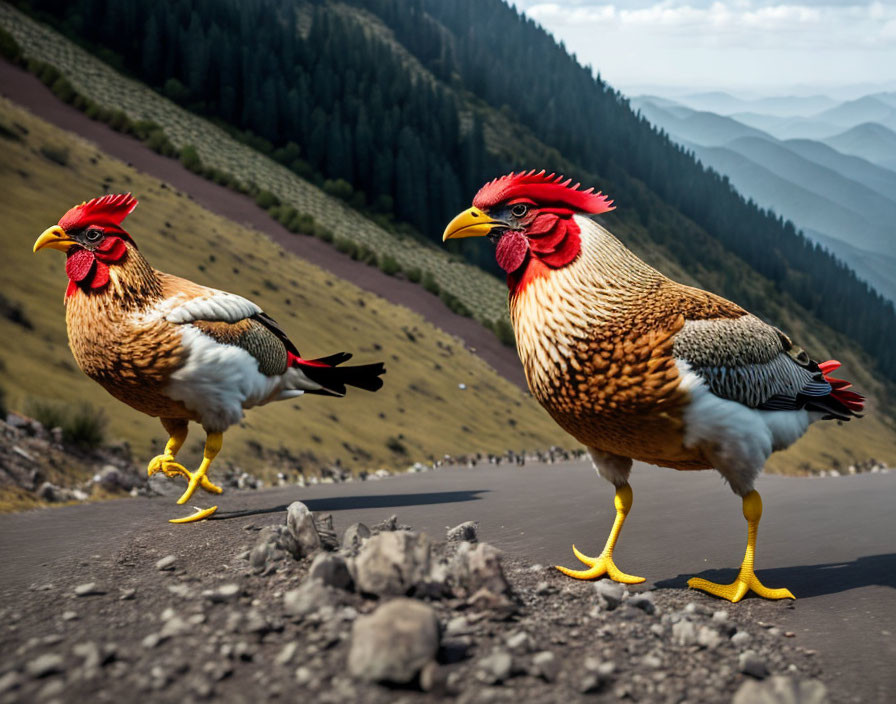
top-left (34, 194), bottom-right (385, 522)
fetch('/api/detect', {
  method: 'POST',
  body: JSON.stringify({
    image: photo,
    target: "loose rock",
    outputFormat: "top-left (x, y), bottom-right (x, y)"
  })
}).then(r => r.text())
top-left (286, 502), bottom-right (321, 556)
top-left (733, 676), bottom-right (828, 704)
top-left (25, 653), bottom-right (64, 679)
top-left (446, 521), bottom-right (479, 543)
top-left (307, 552), bottom-right (353, 591)
top-left (155, 555), bottom-right (177, 571)
top-left (739, 650), bottom-right (770, 679)
top-left (478, 649), bottom-right (513, 684)
top-left (348, 598), bottom-right (439, 684)
top-left (341, 523), bottom-right (371, 553)
top-left (531, 651), bottom-right (560, 682)
top-left (594, 580), bottom-right (624, 610)
top-left (353, 531), bottom-right (433, 597)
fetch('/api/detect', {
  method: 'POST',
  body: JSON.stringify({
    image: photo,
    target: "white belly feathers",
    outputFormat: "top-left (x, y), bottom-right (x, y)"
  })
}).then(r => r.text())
top-left (166, 325), bottom-right (300, 432)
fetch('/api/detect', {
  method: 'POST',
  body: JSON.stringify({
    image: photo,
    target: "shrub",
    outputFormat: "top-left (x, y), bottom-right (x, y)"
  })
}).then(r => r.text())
top-left (313, 224), bottom-right (334, 242)
top-left (493, 318), bottom-right (516, 347)
top-left (386, 436), bottom-right (407, 455)
top-left (422, 272), bottom-right (440, 295)
top-left (254, 189), bottom-right (280, 210)
top-left (179, 144), bottom-right (202, 172)
top-left (323, 178), bottom-right (354, 201)
top-left (24, 398), bottom-right (106, 448)
top-left (379, 254), bottom-right (400, 276)
top-left (335, 237), bottom-right (359, 259)
top-left (39, 144), bottom-right (69, 166)
top-left (49, 76), bottom-right (76, 104)
top-left (0, 26), bottom-right (23, 64)
top-left (405, 267), bottom-right (422, 283)
top-left (440, 290), bottom-right (472, 317)
top-left (144, 128), bottom-right (176, 157)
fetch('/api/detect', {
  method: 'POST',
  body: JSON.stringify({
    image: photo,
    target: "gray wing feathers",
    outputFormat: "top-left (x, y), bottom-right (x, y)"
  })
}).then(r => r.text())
top-left (673, 316), bottom-right (826, 409)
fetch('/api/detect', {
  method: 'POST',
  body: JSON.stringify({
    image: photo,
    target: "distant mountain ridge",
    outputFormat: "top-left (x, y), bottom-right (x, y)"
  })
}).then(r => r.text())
top-left (633, 94), bottom-right (896, 303)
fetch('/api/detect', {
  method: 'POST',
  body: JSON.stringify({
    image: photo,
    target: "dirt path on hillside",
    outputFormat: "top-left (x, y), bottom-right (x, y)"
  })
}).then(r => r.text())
top-left (0, 59), bottom-right (526, 389)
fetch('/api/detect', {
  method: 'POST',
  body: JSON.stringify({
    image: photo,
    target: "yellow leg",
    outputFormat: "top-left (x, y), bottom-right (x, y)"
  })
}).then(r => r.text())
top-left (147, 419), bottom-right (189, 480)
top-left (556, 483), bottom-right (645, 584)
top-left (175, 432), bottom-right (224, 505)
top-left (688, 490), bottom-right (795, 602)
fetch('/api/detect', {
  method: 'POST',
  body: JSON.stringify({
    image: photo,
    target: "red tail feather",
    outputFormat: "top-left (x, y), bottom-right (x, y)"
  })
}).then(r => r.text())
top-left (820, 360), bottom-right (864, 412)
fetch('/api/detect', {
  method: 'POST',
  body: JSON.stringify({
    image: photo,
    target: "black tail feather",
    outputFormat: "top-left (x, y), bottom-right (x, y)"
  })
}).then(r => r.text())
top-left (302, 355), bottom-right (385, 396)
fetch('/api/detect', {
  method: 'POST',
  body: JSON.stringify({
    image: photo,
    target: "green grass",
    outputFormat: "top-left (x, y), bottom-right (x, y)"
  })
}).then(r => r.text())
top-left (0, 97), bottom-right (574, 481)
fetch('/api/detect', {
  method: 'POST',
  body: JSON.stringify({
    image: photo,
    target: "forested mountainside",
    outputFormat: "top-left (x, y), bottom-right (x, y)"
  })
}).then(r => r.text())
top-left (14, 0), bottom-right (896, 383)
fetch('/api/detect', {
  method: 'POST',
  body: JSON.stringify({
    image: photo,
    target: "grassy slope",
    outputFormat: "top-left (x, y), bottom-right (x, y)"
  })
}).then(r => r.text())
top-left (0, 97), bottom-right (574, 481)
top-left (0, 4), bottom-right (892, 474)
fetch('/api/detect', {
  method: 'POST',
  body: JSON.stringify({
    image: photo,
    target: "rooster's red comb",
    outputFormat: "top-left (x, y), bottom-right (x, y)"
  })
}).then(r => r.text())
top-left (59, 193), bottom-right (138, 233)
top-left (473, 170), bottom-right (614, 214)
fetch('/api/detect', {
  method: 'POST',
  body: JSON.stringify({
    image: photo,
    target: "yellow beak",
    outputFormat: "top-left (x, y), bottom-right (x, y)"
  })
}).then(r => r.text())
top-left (442, 206), bottom-right (505, 241)
top-left (33, 225), bottom-right (74, 253)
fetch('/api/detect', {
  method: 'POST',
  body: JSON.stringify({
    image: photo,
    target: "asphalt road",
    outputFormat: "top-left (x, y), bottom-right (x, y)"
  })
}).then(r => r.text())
top-left (1, 461), bottom-right (894, 702)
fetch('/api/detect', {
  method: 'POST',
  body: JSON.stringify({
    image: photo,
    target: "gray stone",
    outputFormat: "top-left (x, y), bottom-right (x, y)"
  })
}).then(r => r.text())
top-left (739, 650), bottom-right (770, 679)
top-left (341, 523), bottom-right (371, 553)
top-left (420, 660), bottom-right (447, 693)
top-left (0, 671), bottom-right (22, 694)
top-left (450, 541), bottom-right (510, 597)
top-left (250, 525), bottom-right (299, 572)
top-left (308, 553), bottom-right (353, 591)
top-left (283, 580), bottom-right (339, 618)
top-left (697, 625), bottom-right (723, 649)
top-left (119, 588), bottom-right (136, 601)
top-left (74, 583), bottom-right (105, 597)
top-left (505, 630), bottom-right (534, 653)
top-left (733, 676), bottom-right (828, 704)
top-left (627, 591), bottom-right (656, 614)
top-left (94, 465), bottom-right (134, 491)
top-left (274, 643), bottom-right (297, 666)
top-left (286, 502), bottom-right (321, 556)
top-left (61, 611), bottom-right (78, 621)
top-left (478, 649), bottom-right (513, 684)
top-left (531, 651), bottom-right (560, 682)
top-left (72, 641), bottom-right (101, 671)
top-left (594, 580), bottom-right (624, 609)
top-left (348, 598), bottom-right (439, 684)
top-left (731, 630), bottom-right (752, 647)
top-left (446, 521), bottom-right (479, 543)
top-left (712, 610), bottom-right (729, 623)
top-left (354, 530), bottom-right (433, 597)
top-left (206, 584), bottom-right (240, 603)
top-left (155, 555), bottom-right (177, 571)
top-left (26, 653), bottom-right (64, 678)
top-left (672, 620), bottom-right (697, 646)
top-left (158, 615), bottom-right (189, 640)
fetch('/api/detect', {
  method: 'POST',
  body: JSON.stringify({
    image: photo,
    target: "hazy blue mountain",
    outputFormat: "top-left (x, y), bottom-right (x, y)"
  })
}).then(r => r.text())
top-left (631, 98), bottom-right (769, 146)
top-left (679, 92), bottom-right (837, 117)
top-left (823, 123), bottom-right (896, 170)
top-left (815, 96), bottom-right (896, 132)
top-left (729, 113), bottom-right (842, 140)
top-left (692, 142), bottom-right (891, 256)
top-left (781, 139), bottom-right (896, 202)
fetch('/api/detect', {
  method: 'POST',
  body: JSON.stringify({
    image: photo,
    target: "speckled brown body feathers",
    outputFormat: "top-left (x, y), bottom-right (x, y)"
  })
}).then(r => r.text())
top-left (510, 218), bottom-right (744, 469)
top-left (64, 247), bottom-right (195, 420)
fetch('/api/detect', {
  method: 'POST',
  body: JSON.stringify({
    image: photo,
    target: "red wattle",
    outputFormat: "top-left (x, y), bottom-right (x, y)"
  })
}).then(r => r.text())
top-left (496, 230), bottom-right (530, 273)
top-left (66, 249), bottom-right (95, 282)
top-left (91, 262), bottom-right (110, 289)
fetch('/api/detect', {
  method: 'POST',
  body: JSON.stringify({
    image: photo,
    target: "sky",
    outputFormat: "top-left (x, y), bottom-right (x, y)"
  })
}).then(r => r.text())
top-left (515, 1), bottom-right (896, 96)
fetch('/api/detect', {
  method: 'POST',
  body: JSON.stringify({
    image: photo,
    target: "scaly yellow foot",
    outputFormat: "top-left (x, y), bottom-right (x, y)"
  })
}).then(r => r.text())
top-left (169, 505), bottom-right (219, 524)
top-left (557, 544), bottom-right (645, 583)
top-left (148, 454), bottom-right (223, 498)
top-left (688, 571), bottom-right (794, 603)
top-left (555, 483), bottom-right (645, 584)
top-left (175, 432), bottom-right (224, 505)
top-left (688, 490), bottom-right (795, 603)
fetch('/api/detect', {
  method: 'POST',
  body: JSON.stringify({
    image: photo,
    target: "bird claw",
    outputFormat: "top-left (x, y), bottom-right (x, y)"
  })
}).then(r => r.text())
top-left (556, 544), bottom-right (645, 584)
top-left (169, 505), bottom-right (218, 524)
top-left (176, 469), bottom-right (223, 505)
top-left (688, 570), bottom-right (795, 603)
top-left (147, 454), bottom-right (189, 480)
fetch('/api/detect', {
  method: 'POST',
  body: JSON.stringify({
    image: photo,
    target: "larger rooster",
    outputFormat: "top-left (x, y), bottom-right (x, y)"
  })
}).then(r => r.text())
top-left (444, 171), bottom-right (863, 602)
top-left (34, 194), bottom-right (385, 522)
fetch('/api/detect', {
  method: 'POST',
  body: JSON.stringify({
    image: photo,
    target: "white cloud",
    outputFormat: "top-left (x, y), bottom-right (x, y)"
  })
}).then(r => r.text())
top-left (518, 1), bottom-right (896, 90)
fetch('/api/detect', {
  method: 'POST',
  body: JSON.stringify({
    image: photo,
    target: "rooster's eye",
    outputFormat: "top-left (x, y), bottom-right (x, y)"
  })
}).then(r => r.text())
top-left (85, 228), bottom-right (103, 242)
top-left (510, 204), bottom-right (529, 218)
